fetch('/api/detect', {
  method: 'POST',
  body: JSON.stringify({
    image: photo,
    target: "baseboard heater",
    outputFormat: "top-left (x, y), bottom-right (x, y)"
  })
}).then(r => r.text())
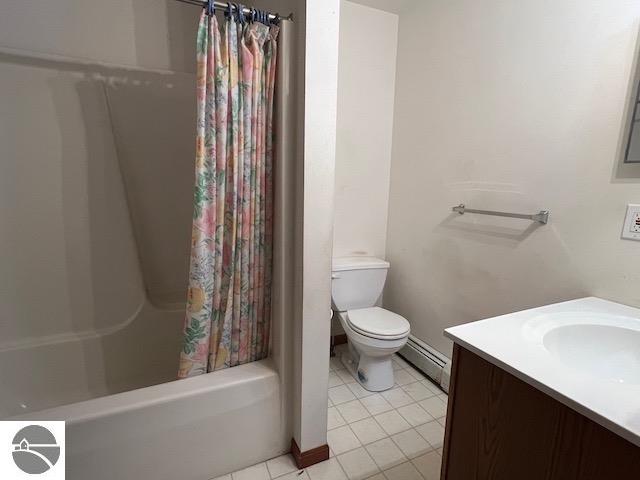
top-left (399, 335), bottom-right (452, 393)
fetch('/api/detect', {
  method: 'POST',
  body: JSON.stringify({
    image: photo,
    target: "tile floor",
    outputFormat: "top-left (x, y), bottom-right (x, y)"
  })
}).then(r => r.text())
top-left (213, 345), bottom-right (448, 480)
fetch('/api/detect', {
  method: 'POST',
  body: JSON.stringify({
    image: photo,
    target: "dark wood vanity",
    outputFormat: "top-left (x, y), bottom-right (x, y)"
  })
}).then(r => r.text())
top-left (440, 345), bottom-right (640, 480)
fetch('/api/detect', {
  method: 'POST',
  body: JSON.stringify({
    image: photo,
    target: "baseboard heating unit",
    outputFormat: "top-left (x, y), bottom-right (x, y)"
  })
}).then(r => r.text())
top-left (399, 335), bottom-right (451, 393)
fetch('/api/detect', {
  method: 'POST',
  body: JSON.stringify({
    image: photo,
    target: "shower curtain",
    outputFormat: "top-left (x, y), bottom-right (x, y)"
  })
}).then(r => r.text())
top-left (179, 10), bottom-right (279, 377)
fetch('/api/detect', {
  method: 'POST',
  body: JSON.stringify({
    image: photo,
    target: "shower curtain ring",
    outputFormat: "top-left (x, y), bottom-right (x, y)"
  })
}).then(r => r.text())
top-left (225, 2), bottom-right (233, 18)
top-left (236, 3), bottom-right (245, 24)
top-left (205, 0), bottom-right (214, 16)
top-left (250, 7), bottom-right (257, 23)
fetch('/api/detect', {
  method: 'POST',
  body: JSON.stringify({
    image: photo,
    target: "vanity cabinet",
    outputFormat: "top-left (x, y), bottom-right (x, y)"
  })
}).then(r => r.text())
top-left (441, 345), bottom-right (640, 480)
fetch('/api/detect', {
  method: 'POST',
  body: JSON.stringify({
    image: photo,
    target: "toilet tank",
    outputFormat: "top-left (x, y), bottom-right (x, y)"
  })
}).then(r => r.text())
top-left (331, 256), bottom-right (390, 311)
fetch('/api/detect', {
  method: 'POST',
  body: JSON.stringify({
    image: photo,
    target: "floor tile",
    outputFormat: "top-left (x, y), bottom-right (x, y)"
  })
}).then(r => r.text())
top-left (396, 403), bottom-right (433, 427)
top-left (328, 406), bottom-right (347, 430)
top-left (307, 458), bottom-right (348, 480)
top-left (329, 371), bottom-right (345, 388)
top-left (380, 388), bottom-right (413, 408)
top-left (420, 379), bottom-right (442, 395)
top-left (336, 368), bottom-right (358, 384)
top-left (365, 438), bottom-right (406, 470)
top-left (231, 462), bottom-right (270, 480)
top-left (266, 454), bottom-right (298, 478)
top-left (392, 370), bottom-right (417, 386)
top-left (360, 394), bottom-right (394, 416)
top-left (391, 356), bottom-right (409, 369)
top-left (329, 385), bottom-right (357, 405)
top-left (373, 410), bottom-right (412, 436)
top-left (336, 399), bottom-right (370, 424)
top-left (327, 425), bottom-right (362, 455)
top-left (401, 382), bottom-right (434, 402)
top-left (404, 367), bottom-right (426, 381)
top-left (349, 417), bottom-right (387, 445)
top-left (418, 397), bottom-right (447, 419)
top-left (382, 461), bottom-right (423, 480)
top-left (330, 356), bottom-right (345, 371)
top-left (436, 447), bottom-right (443, 456)
top-left (365, 474), bottom-right (385, 480)
top-left (411, 451), bottom-right (442, 480)
top-left (436, 416), bottom-right (446, 427)
top-left (275, 470), bottom-right (309, 480)
top-left (210, 475), bottom-right (231, 480)
top-left (336, 447), bottom-right (379, 480)
top-left (346, 381), bottom-right (376, 399)
top-left (415, 421), bottom-right (445, 449)
top-left (390, 428), bottom-right (432, 459)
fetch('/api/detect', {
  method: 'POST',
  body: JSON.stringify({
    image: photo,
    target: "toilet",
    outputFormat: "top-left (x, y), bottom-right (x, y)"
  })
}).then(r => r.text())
top-left (331, 256), bottom-right (411, 392)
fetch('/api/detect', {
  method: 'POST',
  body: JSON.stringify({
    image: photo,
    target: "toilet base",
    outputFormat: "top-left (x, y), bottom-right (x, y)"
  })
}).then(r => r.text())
top-left (341, 346), bottom-right (395, 392)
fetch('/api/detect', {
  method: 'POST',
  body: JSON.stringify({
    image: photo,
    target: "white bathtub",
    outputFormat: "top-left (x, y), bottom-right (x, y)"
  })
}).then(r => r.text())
top-left (12, 358), bottom-right (285, 480)
top-left (0, 21), bottom-right (295, 478)
top-left (2, 298), bottom-right (288, 479)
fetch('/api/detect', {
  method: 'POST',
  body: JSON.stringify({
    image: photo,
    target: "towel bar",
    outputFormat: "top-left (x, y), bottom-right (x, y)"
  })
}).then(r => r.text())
top-left (452, 204), bottom-right (549, 224)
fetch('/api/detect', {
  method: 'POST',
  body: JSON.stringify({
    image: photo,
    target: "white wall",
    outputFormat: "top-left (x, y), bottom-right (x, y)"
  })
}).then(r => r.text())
top-left (333, 1), bottom-right (398, 259)
top-left (385, 0), bottom-right (640, 356)
top-left (292, 0), bottom-right (340, 454)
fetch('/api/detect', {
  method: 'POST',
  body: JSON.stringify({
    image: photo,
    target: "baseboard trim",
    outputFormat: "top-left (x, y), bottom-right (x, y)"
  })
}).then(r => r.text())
top-left (333, 334), bottom-right (347, 346)
top-left (290, 438), bottom-right (330, 469)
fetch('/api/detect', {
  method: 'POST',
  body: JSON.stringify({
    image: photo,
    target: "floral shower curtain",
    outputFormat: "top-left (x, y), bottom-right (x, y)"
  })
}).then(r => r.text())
top-left (178, 10), bottom-right (279, 378)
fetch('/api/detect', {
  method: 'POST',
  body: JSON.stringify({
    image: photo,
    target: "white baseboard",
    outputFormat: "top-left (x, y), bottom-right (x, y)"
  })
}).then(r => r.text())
top-left (399, 335), bottom-right (451, 393)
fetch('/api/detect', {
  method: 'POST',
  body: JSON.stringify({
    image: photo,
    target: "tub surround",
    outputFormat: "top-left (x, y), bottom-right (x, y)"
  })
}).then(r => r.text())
top-left (444, 297), bottom-right (640, 447)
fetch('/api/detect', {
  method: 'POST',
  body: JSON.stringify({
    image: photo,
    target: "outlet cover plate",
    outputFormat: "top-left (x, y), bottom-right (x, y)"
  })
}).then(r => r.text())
top-left (621, 204), bottom-right (640, 241)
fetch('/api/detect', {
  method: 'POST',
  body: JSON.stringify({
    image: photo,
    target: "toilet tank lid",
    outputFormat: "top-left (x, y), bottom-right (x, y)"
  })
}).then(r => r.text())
top-left (332, 256), bottom-right (390, 272)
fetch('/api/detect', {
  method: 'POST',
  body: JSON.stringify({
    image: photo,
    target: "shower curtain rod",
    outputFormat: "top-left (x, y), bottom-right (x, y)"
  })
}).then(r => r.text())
top-left (173, 0), bottom-right (291, 22)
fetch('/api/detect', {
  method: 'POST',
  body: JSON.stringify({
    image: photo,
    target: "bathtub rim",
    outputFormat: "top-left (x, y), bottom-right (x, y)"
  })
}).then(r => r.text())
top-left (10, 358), bottom-right (279, 425)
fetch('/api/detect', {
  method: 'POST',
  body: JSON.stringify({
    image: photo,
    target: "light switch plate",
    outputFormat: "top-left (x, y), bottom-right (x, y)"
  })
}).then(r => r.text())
top-left (621, 204), bottom-right (640, 241)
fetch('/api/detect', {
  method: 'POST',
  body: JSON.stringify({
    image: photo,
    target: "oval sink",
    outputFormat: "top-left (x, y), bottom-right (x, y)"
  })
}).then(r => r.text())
top-left (543, 324), bottom-right (640, 384)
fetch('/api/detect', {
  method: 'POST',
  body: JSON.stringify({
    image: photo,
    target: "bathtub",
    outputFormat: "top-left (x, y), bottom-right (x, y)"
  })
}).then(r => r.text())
top-left (12, 358), bottom-right (285, 480)
top-left (2, 295), bottom-right (290, 480)
top-left (0, 18), bottom-right (294, 478)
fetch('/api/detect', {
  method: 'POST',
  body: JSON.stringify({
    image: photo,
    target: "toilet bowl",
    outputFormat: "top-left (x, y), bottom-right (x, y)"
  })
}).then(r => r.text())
top-left (331, 256), bottom-right (411, 392)
top-left (337, 307), bottom-right (410, 391)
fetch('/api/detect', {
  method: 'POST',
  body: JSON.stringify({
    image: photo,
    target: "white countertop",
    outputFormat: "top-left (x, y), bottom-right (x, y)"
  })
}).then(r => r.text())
top-left (444, 297), bottom-right (640, 448)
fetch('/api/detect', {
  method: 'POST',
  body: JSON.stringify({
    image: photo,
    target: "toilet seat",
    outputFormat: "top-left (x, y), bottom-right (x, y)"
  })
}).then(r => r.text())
top-left (346, 307), bottom-right (410, 340)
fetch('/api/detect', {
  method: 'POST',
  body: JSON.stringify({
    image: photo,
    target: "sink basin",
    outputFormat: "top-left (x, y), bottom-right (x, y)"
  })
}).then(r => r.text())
top-left (543, 323), bottom-right (640, 384)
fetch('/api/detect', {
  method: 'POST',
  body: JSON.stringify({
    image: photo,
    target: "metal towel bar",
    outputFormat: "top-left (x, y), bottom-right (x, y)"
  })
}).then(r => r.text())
top-left (452, 204), bottom-right (550, 224)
